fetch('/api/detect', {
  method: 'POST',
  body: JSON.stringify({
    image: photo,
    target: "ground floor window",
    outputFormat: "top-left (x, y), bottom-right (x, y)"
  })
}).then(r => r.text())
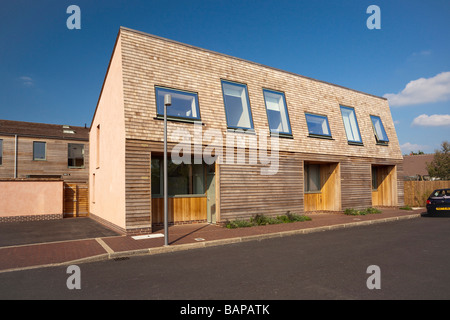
top-left (151, 157), bottom-right (205, 197)
top-left (372, 166), bottom-right (378, 190)
top-left (304, 163), bottom-right (320, 192)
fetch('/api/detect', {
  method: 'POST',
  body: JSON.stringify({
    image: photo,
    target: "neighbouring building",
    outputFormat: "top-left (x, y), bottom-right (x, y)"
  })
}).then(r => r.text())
top-left (403, 154), bottom-right (435, 180)
top-left (0, 119), bottom-right (89, 182)
top-left (89, 27), bottom-right (404, 235)
top-left (0, 120), bottom-right (90, 219)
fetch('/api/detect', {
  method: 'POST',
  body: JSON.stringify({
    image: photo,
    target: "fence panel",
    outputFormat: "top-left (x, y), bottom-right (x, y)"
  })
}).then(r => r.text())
top-left (64, 183), bottom-right (89, 217)
top-left (404, 180), bottom-right (450, 207)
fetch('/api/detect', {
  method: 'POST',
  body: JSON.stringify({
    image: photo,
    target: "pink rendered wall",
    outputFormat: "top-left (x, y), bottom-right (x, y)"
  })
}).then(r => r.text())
top-left (0, 180), bottom-right (63, 217)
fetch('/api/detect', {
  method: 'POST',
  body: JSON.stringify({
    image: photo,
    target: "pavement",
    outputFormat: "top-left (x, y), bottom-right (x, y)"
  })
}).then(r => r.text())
top-left (0, 208), bottom-right (425, 273)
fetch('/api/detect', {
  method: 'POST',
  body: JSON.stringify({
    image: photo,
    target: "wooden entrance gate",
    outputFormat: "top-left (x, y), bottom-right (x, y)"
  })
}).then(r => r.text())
top-left (64, 183), bottom-right (89, 217)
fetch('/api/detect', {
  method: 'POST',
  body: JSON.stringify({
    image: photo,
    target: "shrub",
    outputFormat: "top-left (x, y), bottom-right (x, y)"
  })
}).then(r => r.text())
top-left (344, 208), bottom-right (360, 215)
top-left (344, 207), bottom-right (381, 215)
top-left (225, 219), bottom-right (253, 229)
top-left (225, 212), bottom-right (311, 228)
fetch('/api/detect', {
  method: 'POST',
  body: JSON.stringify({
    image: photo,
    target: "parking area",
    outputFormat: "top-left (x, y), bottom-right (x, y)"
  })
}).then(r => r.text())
top-left (0, 217), bottom-right (120, 247)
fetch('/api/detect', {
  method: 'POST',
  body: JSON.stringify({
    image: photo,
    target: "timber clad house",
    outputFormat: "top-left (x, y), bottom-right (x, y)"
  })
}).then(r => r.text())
top-left (0, 120), bottom-right (89, 182)
top-left (90, 27), bottom-right (404, 235)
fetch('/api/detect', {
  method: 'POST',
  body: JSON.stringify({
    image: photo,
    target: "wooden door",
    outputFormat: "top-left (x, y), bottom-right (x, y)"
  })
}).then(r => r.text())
top-left (64, 183), bottom-right (89, 217)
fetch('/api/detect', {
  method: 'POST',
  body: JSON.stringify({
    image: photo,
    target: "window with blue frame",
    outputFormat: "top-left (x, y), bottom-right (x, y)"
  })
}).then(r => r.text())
top-left (155, 86), bottom-right (200, 121)
top-left (305, 113), bottom-right (332, 138)
top-left (340, 106), bottom-right (362, 144)
top-left (370, 115), bottom-right (389, 144)
top-left (263, 89), bottom-right (292, 136)
top-left (221, 80), bottom-right (254, 130)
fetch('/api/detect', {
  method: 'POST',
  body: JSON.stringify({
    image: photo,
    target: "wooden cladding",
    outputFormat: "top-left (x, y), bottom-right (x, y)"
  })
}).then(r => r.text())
top-left (64, 183), bottom-right (89, 217)
top-left (219, 153), bottom-right (303, 221)
top-left (122, 139), bottom-right (403, 232)
top-left (372, 165), bottom-right (398, 207)
top-left (304, 162), bottom-right (341, 212)
top-left (125, 139), bottom-right (152, 229)
top-left (151, 197), bottom-right (207, 224)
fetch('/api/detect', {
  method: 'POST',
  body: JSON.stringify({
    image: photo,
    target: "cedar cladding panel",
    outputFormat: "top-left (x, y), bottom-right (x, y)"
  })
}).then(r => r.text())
top-left (125, 139), bottom-right (152, 228)
top-left (219, 152), bottom-right (304, 221)
top-left (119, 28), bottom-right (402, 162)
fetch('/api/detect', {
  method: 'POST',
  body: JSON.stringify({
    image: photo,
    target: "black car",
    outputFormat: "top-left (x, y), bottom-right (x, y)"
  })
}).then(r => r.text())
top-left (426, 188), bottom-right (450, 214)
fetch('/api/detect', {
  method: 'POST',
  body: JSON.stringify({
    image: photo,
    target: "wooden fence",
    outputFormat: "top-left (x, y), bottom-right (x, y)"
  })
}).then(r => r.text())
top-left (404, 180), bottom-right (450, 207)
top-left (64, 183), bottom-right (89, 217)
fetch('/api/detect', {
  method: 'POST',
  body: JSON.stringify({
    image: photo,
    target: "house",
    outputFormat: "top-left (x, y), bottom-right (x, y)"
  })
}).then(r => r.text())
top-left (89, 27), bottom-right (404, 235)
top-left (0, 120), bottom-right (90, 220)
top-left (403, 154), bottom-right (435, 180)
top-left (0, 119), bottom-right (89, 182)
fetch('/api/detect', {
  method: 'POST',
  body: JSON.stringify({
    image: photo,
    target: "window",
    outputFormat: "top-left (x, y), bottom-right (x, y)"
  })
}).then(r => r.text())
top-left (305, 164), bottom-right (320, 192)
top-left (305, 113), bottom-right (331, 138)
top-left (96, 124), bottom-right (100, 168)
top-left (263, 89), bottom-right (292, 135)
top-left (372, 166), bottom-right (378, 190)
top-left (0, 139), bottom-right (2, 165)
top-left (33, 141), bottom-right (46, 160)
top-left (68, 144), bottom-right (85, 168)
top-left (151, 157), bottom-right (205, 197)
top-left (340, 106), bottom-right (362, 144)
top-left (155, 86), bottom-right (200, 121)
top-left (221, 80), bottom-right (254, 130)
top-left (370, 115), bottom-right (389, 144)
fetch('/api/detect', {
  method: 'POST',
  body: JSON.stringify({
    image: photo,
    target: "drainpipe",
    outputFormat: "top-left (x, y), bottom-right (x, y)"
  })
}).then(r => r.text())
top-left (14, 134), bottom-right (17, 178)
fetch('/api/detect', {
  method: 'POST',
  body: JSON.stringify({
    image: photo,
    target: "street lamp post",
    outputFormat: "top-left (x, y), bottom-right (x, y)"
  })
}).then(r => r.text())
top-left (164, 94), bottom-right (171, 246)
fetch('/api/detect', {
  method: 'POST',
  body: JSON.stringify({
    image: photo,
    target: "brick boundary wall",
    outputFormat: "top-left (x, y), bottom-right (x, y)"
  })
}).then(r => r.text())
top-left (0, 213), bottom-right (62, 223)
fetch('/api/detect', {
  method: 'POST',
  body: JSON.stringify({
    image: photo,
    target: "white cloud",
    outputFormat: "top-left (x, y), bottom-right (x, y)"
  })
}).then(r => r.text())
top-left (19, 76), bottom-right (34, 86)
top-left (383, 71), bottom-right (450, 106)
top-left (412, 114), bottom-right (450, 127)
top-left (400, 142), bottom-right (430, 154)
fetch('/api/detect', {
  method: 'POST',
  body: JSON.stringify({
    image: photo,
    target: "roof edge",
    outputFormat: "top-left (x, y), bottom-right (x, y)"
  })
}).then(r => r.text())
top-left (119, 26), bottom-right (388, 102)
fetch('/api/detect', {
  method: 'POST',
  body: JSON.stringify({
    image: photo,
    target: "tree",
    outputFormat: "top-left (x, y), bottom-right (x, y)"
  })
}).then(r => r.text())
top-left (426, 141), bottom-right (450, 180)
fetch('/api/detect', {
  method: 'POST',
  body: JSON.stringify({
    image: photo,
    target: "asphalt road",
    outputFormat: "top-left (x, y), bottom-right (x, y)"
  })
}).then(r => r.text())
top-left (1, 216), bottom-right (449, 303)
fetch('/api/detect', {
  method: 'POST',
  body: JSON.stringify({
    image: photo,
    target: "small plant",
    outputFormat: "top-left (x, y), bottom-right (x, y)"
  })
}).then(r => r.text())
top-left (224, 211), bottom-right (311, 228)
top-left (344, 207), bottom-right (381, 215)
top-left (225, 219), bottom-right (253, 229)
top-left (344, 208), bottom-right (360, 215)
top-left (399, 205), bottom-right (413, 210)
top-left (364, 207), bottom-right (382, 214)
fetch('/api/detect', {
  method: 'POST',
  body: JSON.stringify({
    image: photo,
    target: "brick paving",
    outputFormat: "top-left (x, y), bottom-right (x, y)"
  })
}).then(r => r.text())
top-left (0, 208), bottom-right (423, 272)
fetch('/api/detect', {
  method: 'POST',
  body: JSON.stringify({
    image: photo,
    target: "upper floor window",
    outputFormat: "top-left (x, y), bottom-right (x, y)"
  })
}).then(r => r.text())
top-left (305, 113), bottom-right (331, 138)
top-left (340, 106), bottom-right (362, 144)
top-left (370, 115), bottom-right (389, 144)
top-left (221, 80), bottom-right (254, 130)
top-left (68, 143), bottom-right (85, 168)
top-left (33, 141), bottom-right (46, 161)
top-left (263, 89), bottom-right (292, 136)
top-left (155, 86), bottom-right (200, 121)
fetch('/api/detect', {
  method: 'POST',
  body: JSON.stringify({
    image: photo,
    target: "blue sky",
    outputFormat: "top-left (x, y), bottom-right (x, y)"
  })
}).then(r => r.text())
top-left (1, 0), bottom-right (449, 154)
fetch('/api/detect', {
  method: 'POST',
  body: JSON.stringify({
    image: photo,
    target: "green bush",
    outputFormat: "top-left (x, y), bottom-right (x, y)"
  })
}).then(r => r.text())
top-left (225, 219), bottom-right (253, 229)
top-left (344, 208), bottom-right (360, 215)
top-left (225, 212), bottom-right (311, 229)
top-left (344, 207), bottom-right (381, 216)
